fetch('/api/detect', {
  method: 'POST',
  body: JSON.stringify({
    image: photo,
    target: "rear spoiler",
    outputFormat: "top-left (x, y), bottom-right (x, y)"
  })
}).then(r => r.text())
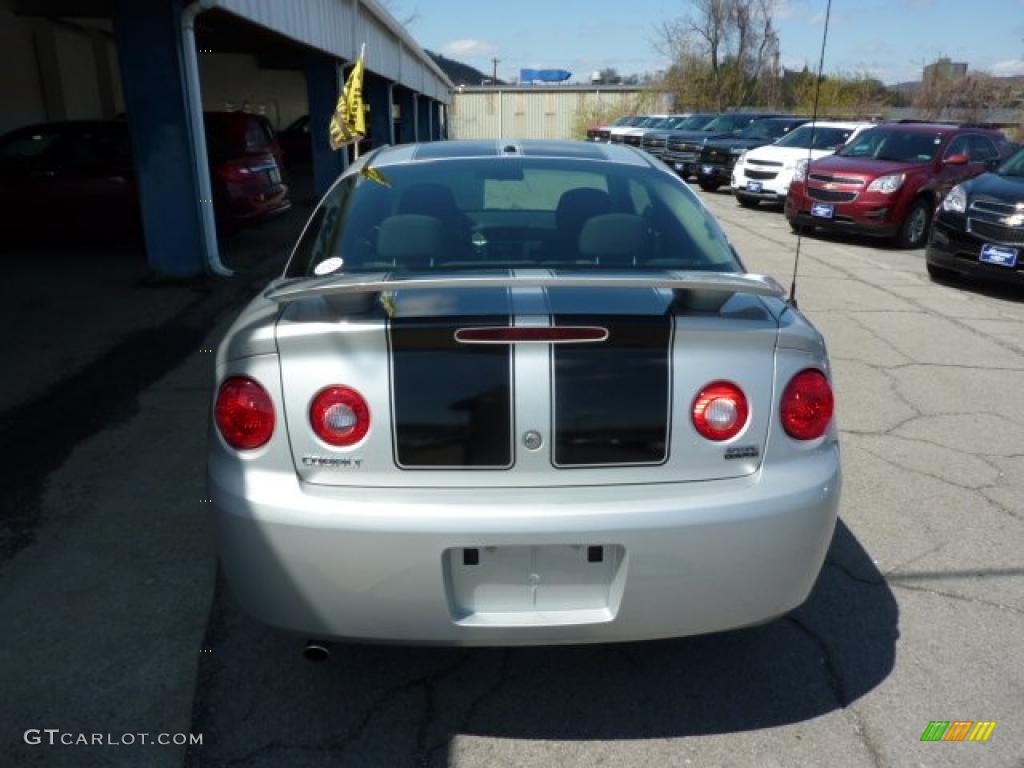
top-left (264, 271), bottom-right (786, 304)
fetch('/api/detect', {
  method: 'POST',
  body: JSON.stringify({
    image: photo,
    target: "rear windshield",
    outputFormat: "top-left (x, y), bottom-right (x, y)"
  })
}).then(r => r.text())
top-left (837, 128), bottom-right (943, 163)
top-left (775, 125), bottom-right (855, 150)
top-left (286, 157), bottom-right (741, 277)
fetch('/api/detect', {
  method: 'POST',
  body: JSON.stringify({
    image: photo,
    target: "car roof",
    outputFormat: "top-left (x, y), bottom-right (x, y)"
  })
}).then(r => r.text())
top-left (798, 120), bottom-right (874, 129)
top-left (371, 139), bottom-right (655, 168)
top-left (871, 121), bottom-right (992, 134)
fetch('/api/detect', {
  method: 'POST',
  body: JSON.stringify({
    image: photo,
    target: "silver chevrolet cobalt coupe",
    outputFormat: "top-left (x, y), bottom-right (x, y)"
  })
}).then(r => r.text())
top-left (209, 139), bottom-right (840, 647)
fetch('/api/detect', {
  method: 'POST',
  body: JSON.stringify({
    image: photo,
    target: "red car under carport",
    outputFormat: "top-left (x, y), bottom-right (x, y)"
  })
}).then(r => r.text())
top-left (0, 112), bottom-right (290, 238)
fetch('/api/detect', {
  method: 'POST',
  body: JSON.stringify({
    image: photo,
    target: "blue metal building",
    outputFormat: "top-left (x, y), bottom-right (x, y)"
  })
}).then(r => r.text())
top-left (10, 0), bottom-right (452, 277)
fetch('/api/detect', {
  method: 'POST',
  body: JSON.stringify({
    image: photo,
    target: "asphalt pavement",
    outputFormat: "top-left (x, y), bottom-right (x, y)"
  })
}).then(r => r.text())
top-left (2, 185), bottom-right (1022, 768)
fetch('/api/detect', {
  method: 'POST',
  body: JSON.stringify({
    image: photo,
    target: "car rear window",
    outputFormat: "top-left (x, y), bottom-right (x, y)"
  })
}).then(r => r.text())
top-left (286, 157), bottom-right (741, 277)
top-left (838, 128), bottom-right (943, 163)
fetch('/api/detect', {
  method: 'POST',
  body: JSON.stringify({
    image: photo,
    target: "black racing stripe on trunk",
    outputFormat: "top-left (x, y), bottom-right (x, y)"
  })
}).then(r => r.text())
top-left (388, 290), bottom-right (513, 468)
top-left (550, 305), bottom-right (672, 467)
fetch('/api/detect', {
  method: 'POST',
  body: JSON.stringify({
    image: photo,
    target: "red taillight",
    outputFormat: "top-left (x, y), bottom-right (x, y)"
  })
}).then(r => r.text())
top-left (781, 369), bottom-right (834, 440)
top-left (310, 386), bottom-right (371, 447)
top-left (215, 376), bottom-right (275, 450)
top-left (215, 161), bottom-right (256, 182)
top-left (692, 381), bottom-right (749, 441)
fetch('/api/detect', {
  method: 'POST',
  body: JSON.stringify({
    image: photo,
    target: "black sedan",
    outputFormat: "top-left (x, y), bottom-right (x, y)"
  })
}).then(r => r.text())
top-left (926, 147), bottom-right (1024, 286)
top-left (696, 117), bottom-right (808, 192)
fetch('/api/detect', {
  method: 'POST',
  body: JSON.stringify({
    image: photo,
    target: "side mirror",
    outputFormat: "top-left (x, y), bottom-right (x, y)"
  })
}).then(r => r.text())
top-left (834, 142), bottom-right (844, 152)
top-left (945, 153), bottom-right (969, 166)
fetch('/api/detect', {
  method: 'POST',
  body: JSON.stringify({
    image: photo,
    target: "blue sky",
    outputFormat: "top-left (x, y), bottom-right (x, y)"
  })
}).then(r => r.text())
top-left (393, 0), bottom-right (1024, 85)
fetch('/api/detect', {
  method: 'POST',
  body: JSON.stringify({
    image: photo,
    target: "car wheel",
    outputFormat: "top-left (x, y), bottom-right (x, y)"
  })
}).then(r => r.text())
top-left (699, 181), bottom-right (721, 192)
top-left (737, 196), bottom-right (760, 209)
top-left (897, 198), bottom-right (932, 249)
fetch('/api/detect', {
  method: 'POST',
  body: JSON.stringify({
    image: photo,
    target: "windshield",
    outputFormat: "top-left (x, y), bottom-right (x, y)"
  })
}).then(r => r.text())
top-left (611, 116), bottom-right (632, 127)
top-left (739, 120), bottom-right (796, 141)
top-left (703, 114), bottom-right (755, 134)
top-left (286, 157), bottom-right (741, 277)
top-left (837, 129), bottom-right (943, 163)
top-left (774, 125), bottom-right (854, 150)
top-left (997, 147), bottom-right (1024, 177)
top-left (677, 114), bottom-right (717, 131)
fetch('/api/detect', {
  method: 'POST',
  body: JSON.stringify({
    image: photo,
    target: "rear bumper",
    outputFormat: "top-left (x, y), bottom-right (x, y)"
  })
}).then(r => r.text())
top-left (210, 445), bottom-right (841, 645)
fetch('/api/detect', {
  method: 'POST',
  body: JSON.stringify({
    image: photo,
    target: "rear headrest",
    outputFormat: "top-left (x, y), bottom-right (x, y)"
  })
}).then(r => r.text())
top-left (555, 188), bottom-right (613, 235)
top-left (376, 214), bottom-right (443, 267)
top-left (578, 214), bottom-right (646, 264)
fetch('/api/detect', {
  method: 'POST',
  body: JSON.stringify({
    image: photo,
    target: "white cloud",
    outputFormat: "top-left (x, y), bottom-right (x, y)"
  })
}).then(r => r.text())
top-left (991, 59), bottom-right (1024, 76)
top-left (441, 39), bottom-right (497, 59)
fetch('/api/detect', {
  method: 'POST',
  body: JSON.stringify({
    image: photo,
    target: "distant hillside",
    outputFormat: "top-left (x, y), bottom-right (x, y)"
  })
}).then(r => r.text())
top-left (426, 51), bottom-right (505, 86)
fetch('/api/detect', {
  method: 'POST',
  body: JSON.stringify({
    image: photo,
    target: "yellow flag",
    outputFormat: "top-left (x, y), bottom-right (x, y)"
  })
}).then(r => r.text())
top-left (329, 46), bottom-right (366, 150)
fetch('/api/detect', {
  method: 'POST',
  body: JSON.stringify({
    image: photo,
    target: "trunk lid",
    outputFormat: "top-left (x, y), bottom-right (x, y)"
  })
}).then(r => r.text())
top-left (274, 275), bottom-right (781, 488)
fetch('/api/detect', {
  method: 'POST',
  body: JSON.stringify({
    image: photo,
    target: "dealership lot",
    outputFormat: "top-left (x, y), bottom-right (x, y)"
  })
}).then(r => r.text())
top-left (1, 188), bottom-right (1021, 768)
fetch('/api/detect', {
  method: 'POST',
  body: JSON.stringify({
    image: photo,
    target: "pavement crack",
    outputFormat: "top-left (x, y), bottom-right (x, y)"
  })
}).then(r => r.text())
top-left (420, 649), bottom-right (511, 767)
top-left (887, 580), bottom-right (1024, 616)
top-left (785, 615), bottom-right (849, 706)
top-left (321, 652), bottom-right (472, 763)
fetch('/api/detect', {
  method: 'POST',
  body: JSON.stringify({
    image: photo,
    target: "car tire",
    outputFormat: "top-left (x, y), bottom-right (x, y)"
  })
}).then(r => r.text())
top-left (896, 198), bottom-right (932, 249)
top-left (737, 196), bottom-right (760, 209)
top-left (699, 181), bottom-right (721, 192)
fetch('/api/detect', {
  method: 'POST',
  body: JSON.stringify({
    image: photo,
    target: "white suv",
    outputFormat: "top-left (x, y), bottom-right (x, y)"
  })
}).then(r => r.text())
top-left (732, 120), bottom-right (874, 207)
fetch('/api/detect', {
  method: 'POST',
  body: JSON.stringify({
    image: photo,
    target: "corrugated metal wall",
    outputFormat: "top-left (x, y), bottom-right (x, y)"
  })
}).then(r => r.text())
top-left (450, 88), bottom-right (673, 140)
top-left (218, 0), bottom-right (451, 103)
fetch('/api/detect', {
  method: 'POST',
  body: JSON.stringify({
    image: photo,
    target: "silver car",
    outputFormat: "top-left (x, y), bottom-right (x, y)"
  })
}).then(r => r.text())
top-left (209, 139), bottom-right (840, 647)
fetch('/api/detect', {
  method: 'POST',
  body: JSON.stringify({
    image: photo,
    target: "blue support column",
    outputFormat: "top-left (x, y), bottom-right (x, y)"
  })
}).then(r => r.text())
top-left (305, 53), bottom-right (346, 198)
top-left (432, 101), bottom-right (444, 140)
top-left (112, 0), bottom-right (206, 277)
top-left (439, 102), bottom-right (449, 139)
top-left (365, 72), bottom-right (393, 149)
top-left (417, 95), bottom-right (431, 143)
top-left (394, 87), bottom-right (416, 144)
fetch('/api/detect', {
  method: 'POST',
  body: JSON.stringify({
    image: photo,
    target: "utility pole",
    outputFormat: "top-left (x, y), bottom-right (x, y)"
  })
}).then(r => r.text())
top-left (492, 57), bottom-right (500, 84)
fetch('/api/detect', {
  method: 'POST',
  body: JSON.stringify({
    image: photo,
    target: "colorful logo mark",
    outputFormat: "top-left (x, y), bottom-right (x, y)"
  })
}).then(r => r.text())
top-left (920, 721), bottom-right (997, 742)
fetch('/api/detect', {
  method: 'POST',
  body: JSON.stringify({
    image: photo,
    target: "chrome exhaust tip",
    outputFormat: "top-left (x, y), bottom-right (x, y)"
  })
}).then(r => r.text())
top-left (302, 641), bottom-right (331, 662)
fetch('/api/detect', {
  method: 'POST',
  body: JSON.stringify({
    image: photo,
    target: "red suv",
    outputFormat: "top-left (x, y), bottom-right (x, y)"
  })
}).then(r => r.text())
top-left (786, 122), bottom-right (1014, 248)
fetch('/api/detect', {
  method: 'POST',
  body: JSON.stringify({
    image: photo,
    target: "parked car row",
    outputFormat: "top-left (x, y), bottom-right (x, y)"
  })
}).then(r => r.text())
top-left (589, 111), bottom-right (1023, 285)
top-left (0, 111), bottom-right (292, 238)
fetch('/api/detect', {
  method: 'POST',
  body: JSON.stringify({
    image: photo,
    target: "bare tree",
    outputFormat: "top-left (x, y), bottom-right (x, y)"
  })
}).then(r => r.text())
top-left (913, 69), bottom-right (1013, 122)
top-left (655, 0), bottom-right (781, 110)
